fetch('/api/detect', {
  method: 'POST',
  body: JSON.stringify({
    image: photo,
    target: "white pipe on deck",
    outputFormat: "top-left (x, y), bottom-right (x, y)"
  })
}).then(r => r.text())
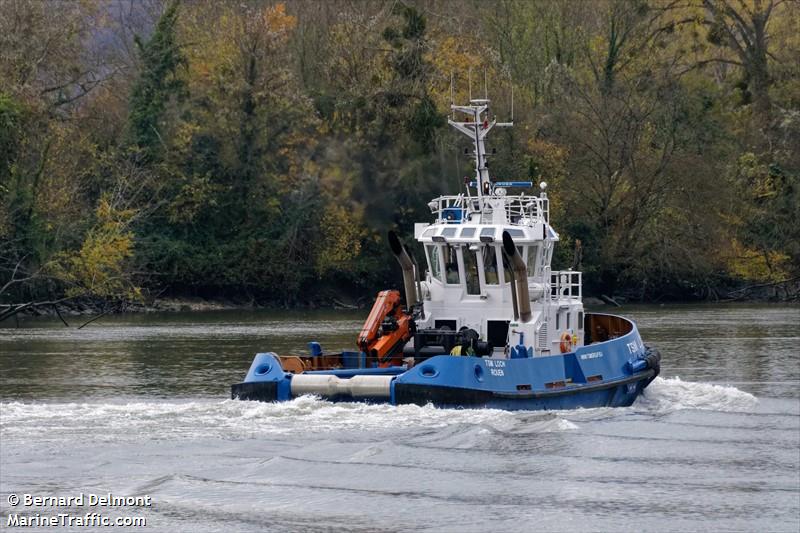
top-left (290, 374), bottom-right (393, 399)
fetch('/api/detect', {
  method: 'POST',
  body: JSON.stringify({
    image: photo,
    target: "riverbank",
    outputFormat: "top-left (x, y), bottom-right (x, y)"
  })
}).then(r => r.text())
top-left (3, 281), bottom-right (797, 326)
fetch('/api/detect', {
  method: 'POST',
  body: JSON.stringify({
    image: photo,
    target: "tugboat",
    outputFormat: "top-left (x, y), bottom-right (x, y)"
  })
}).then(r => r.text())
top-left (232, 95), bottom-right (660, 410)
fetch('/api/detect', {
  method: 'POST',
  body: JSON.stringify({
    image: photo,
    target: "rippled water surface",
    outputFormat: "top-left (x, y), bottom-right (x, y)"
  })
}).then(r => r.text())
top-left (1, 305), bottom-right (798, 532)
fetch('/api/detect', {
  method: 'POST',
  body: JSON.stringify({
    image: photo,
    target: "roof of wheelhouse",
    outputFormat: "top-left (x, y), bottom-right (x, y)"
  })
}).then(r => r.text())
top-left (415, 223), bottom-right (558, 244)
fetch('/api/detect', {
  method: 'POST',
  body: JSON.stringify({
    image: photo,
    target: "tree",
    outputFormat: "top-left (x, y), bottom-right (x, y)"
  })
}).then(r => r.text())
top-left (699, 0), bottom-right (779, 123)
top-left (2, 0), bottom-right (799, 309)
top-left (534, 0), bottom-right (735, 297)
top-left (676, 0), bottom-right (800, 280)
top-left (128, 0), bottom-right (186, 161)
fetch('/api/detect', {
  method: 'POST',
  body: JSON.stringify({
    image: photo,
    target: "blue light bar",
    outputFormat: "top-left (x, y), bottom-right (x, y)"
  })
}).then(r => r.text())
top-left (496, 181), bottom-right (533, 187)
top-left (468, 181), bottom-right (533, 188)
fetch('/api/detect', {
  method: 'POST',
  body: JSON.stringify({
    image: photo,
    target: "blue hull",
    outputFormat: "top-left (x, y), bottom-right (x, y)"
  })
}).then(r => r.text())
top-left (231, 315), bottom-right (660, 411)
top-left (391, 372), bottom-right (655, 410)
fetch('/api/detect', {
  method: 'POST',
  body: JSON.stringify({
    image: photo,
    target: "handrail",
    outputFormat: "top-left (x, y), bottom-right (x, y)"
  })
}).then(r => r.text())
top-left (428, 194), bottom-right (549, 225)
top-left (550, 270), bottom-right (582, 301)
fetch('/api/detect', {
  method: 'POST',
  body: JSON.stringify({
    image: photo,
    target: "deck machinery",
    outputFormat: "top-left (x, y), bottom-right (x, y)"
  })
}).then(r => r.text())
top-left (231, 96), bottom-right (660, 410)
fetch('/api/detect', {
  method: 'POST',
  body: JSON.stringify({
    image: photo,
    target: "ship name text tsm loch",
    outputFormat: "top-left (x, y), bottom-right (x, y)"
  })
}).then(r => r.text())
top-left (231, 92), bottom-right (661, 410)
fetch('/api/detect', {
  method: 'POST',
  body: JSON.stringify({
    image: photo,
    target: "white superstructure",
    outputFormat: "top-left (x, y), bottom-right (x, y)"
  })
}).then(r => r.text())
top-left (412, 98), bottom-right (584, 357)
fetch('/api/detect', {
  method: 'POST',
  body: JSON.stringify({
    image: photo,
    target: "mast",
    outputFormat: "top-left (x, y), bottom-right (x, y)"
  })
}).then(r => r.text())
top-left (447, 99), bottom-right (512, 206)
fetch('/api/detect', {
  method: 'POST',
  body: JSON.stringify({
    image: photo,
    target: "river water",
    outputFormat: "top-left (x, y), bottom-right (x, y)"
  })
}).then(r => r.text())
top-left (1, 304), bottom-right (798, 532)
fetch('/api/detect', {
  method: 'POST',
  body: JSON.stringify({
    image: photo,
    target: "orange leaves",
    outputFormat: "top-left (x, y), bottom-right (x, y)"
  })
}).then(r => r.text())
top-left (182, 3), bottom-right (296, 85)
top-left (263, 3), bottom-right (296, 39)
top-left (430, 36), bottom-right (485, 76)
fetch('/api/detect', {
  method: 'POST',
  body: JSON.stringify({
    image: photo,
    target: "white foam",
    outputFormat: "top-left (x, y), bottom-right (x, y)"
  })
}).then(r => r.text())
top-left (555, 418), bottom-right (580, 430)
top-left (0, 396), bottom-right (578, 443)
top-left (635, 376), bottom-right (758, 413)
top-left (2, 378), bottom-right (757, 445)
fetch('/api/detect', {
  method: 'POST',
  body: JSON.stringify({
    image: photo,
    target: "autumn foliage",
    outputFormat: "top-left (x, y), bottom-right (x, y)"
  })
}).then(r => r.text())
top-left (1, 0), bottom-right (798, 309)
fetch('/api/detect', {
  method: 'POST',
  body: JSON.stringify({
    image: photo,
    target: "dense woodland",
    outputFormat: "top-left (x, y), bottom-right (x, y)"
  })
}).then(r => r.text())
top-left (1, 0), bottom-right (799, 315)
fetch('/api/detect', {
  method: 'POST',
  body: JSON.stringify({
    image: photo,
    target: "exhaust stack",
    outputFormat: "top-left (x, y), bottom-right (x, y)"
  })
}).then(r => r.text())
top-left (502, 231), bottom-right (532, 322)
top-left (388, 231), bottom-right (419, 307)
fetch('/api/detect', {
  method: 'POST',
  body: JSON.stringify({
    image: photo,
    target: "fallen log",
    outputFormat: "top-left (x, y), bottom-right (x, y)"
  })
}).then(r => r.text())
top-left (599, 294), bottom-right (621, 307)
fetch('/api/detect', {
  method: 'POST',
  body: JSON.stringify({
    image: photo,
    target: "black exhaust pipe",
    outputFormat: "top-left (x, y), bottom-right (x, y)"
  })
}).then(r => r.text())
top-left (388, 231), bottom-right (419, 307)
top-left (502, 231), bottom-right (532, 322)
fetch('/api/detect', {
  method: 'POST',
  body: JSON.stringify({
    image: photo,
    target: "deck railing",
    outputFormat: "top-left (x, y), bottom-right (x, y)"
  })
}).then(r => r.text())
top-left (429, 194), bottom-right (549, 225)
top-left (550, 270), bottom-right (582, 301)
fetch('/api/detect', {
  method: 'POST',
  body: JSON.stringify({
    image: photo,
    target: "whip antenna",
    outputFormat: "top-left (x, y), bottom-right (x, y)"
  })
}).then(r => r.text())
top-left (450, 71), bottom-right (455, 120)
top-left (511, 81), bottom-right (514, 122)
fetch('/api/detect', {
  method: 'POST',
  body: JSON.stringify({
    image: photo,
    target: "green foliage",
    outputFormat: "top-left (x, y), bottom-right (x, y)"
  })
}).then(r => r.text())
top-left (128, 0), bottom-right (186, 161)
top-left (732, 151), bottom-right (799, 278)
top-left (0, 92), bottom-right (23, 184)
top-left (0, 93), bottom-right (25, 244)
top-left (53, 197), bottom-right (140, 300)
top-left (2, 0), bottom-right (799, 308)
top-left (409, 94), bottom-right (444, 153)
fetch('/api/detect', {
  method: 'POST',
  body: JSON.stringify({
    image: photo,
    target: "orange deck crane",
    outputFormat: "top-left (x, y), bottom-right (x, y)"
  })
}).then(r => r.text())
top-left (357, 290), bottom-right (412, 367)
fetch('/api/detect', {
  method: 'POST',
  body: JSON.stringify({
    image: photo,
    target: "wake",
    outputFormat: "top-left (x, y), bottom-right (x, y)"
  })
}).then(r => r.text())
top-left (0, 377), bottom-right (759, 444)
top-left (635, 376), bottom-right (758, 412)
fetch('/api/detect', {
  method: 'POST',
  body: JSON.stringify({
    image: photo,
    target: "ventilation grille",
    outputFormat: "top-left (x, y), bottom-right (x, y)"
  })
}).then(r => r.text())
top-left (538, 323), bottom-right (548, 350)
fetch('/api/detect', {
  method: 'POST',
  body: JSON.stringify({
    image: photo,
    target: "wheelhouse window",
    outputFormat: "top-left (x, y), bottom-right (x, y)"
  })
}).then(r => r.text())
top-left (463, 246), bottom-right (481, 294)
top-left (482, 245), bottom-right (499, 284)
top-left (526, 245), bottom-right (540, 277)
top-left (442, 244), bottom-right (461, 285)
top-left (426, 244), bottom-right (442, 281)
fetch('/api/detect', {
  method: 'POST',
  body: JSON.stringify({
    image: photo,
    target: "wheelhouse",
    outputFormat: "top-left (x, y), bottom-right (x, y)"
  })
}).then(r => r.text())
top-left (417, 224), bottom-right (554, 290)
